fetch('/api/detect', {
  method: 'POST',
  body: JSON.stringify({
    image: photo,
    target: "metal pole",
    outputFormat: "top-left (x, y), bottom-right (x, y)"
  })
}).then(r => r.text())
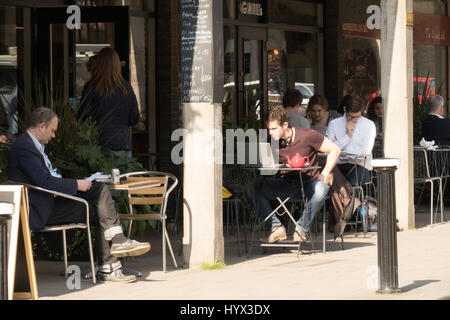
top-left (373, 161), bottom-right (401, 294)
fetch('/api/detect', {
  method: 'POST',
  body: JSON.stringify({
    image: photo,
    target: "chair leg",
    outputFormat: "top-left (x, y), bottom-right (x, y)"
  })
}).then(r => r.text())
top-left (225, 202), bottom-right (230, 236)
top-left (127, 220), bottom-right (133, 238)
top-left (430, 181), bottom-right (434, 225)
top-left (440, 180), bottom-right (444, 223)
top-left (242, 208), bottom-right (249, 255)
top-left (162, 218), bottom-right (167, 272)
top-left (63, 230), bottom-right (68, 279)
top-left (164, 227), bottom-right (178, 269)
top-left (439, 179), bottom-right (444, 223)
top-left (234, 201), bottom-right (242, 257)
top-left (322, 201), bottom-right (326, 254)
top-left (86, 227), bottom-right (96, 284)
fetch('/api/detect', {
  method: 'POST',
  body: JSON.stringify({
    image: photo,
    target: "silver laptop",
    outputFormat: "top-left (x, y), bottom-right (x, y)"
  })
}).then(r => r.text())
top-left (237, 142), bottom-right (284, 168)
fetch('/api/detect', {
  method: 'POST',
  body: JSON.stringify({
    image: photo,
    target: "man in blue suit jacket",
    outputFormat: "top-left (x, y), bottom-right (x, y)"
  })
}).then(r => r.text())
top-left (8, 107), bottom-right (150, 283)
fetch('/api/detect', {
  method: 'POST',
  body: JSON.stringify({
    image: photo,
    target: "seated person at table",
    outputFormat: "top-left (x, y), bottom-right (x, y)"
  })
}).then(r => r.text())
top-left (282, 88), bottom-right (310, 129)
top-left (326, 94), bottom-right (376, 187)
top-left (0, 100), bottom-right (8, 143)
top-left (421, 94), bottom-right (450, 146)
top-left (305, 94), bottom-right (341, 136)
top-left (8, 107), bottom-right (150, 283)
top-left (249, 106), bottom-right (340, 243)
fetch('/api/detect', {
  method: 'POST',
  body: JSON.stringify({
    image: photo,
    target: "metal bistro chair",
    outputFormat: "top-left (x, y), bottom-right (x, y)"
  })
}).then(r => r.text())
top-left (427, 146), bottom-right (449, 223)
top-left (223, 164), bottom-right (253, 257)
top-left (413, 147), bottom-right (444, 225)
top-left (341, 154), bottom-right (372, 237)
top-left (20, 183), bottom-right (96, 284)
top-left (118, 171), bottom-right (178, 272)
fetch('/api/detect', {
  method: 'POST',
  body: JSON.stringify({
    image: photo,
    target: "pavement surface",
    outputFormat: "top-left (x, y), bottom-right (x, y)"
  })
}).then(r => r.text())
top-left (31, 209), bottom-right (450, 301)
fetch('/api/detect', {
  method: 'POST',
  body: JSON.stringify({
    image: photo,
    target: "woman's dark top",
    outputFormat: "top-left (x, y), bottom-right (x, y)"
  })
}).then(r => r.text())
top-left (78, 80), bottom-right (140, 151)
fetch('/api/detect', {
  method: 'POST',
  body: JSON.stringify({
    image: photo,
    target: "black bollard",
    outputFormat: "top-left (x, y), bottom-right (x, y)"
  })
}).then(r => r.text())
top-left (372, 159), bottom-right (401, 294)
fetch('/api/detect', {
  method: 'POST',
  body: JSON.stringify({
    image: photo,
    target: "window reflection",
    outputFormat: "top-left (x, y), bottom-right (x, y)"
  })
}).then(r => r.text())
top-left (0, 5), bottom-right (18, 139)
top-left (342, 37), bottom-right (380, 105)
top-left (243, 39), bottom-right (262, 129)
top-left (268, 30), bottom-right (318, 115)
top-left (269, 0), bottom-right (318, 26)
top-left (223, 26), bottom-right (236, 127)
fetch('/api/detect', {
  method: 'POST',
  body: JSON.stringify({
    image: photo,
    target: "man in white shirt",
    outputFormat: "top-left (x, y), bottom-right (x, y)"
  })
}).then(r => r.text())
top-left (326, 95), bottom-right (376, 187)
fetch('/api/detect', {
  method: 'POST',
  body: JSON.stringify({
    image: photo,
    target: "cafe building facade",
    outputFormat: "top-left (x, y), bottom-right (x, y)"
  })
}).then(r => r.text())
top-left (0, 0), bottom-right (448, 266)
top-left (1, 0), bottom-right (448, 163)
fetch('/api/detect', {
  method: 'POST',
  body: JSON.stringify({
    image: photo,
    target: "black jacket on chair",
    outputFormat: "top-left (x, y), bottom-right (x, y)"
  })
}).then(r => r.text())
top-left (7, 132), bottom-right (78, 231)
top-left (422, 114), bottom-right (450, 146)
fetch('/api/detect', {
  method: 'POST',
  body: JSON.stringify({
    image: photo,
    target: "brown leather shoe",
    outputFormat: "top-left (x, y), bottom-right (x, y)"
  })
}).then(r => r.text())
top-left (260, 225), bottom-right (287, 243)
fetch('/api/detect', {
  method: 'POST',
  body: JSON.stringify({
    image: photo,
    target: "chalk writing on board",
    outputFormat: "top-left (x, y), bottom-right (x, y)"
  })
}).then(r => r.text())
top-left (181, 0), bottom-right (213, 103)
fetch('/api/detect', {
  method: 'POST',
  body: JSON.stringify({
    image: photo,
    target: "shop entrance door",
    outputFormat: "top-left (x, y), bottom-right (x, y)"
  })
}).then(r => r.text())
top-left (237, 27), bottom-right (267, 128)
top-left (35, 6), bottom-right (130, 105)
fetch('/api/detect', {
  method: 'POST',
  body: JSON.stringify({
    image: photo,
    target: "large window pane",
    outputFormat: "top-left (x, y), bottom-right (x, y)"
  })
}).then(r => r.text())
top-left (414, 45), bottom-right (447, 105)
top-left (223, 26), bottom-right (236, 125)
top-left (0, 5), bottom-right (18, 139)
top-left (75, 23), bottom-right (115, 101)
top-left (268, 29), bottom-right (318, 114)
top-left (243, 39), bottom-right (263, 126)
top-left (342, 37), bottom-right (380, 106)
top-left (413, 0), bottom-right (447, 105)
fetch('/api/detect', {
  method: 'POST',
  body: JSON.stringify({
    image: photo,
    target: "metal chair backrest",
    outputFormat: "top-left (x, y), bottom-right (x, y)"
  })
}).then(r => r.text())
top-left (429, 146), bottom-right (450, 179)
top-left (121, 171), bottom-right (178, 217)
top-left (413, 147), bottom-right (432, 181)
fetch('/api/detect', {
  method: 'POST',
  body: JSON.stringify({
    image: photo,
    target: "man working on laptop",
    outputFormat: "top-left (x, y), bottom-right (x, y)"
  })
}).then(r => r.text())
top-left (249, 106), bottom-right (340, 243)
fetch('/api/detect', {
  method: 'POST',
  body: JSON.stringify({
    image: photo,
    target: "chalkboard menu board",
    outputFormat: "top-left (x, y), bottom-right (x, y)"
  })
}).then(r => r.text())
top-left (181, 0), bottom-right (214, 103)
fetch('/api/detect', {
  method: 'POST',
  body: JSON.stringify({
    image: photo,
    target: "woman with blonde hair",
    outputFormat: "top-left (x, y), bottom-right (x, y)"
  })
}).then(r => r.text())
top-left (78, 47), bottom-right (139, 155)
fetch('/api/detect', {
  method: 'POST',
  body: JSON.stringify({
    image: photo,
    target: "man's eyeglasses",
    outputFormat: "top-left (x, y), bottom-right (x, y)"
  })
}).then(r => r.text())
top-left (346, 114), bottom-right (361, 120)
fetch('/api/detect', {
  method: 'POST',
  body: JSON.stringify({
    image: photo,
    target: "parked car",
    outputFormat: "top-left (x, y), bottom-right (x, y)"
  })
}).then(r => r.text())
top-left (295, 82), bottom-right (315, 106)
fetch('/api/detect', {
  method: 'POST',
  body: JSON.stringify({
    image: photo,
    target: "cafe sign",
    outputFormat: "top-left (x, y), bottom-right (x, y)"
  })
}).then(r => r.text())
top-left (414, 13), bottom-right (450, 47)
top-left (239, 1), bottom-right (263, 17)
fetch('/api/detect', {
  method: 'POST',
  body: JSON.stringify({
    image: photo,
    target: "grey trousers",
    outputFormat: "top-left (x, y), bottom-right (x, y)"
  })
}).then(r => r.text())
top-left (46, 182), bottom-right (123, 272)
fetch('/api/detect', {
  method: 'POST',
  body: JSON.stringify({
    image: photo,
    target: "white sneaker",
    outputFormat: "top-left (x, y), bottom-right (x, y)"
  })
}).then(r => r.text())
top-left (110, 239), bottom-right (151, 257)
top-left (293, 227), bottom-right (307, 242)
top-left (97, 269), bottom-right (137, 283)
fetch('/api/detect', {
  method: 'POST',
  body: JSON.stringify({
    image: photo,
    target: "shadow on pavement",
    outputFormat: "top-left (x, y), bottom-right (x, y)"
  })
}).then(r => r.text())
top-left (400, 280), bottom-right (440, 293)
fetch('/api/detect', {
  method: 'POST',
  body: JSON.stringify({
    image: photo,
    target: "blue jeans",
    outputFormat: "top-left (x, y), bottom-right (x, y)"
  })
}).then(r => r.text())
top-left (250, 176), bottom-right (328, 232)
